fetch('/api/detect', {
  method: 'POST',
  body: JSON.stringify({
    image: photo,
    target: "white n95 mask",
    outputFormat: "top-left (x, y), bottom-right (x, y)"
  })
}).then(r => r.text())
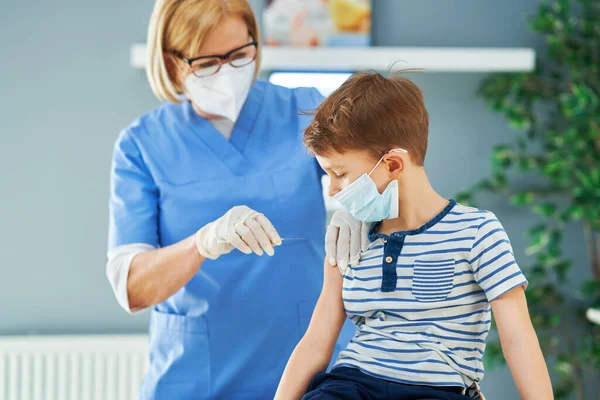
top-left (333, 149), bottom-right (408, 222)
top-left (184, 62), bottom-right (255, 122)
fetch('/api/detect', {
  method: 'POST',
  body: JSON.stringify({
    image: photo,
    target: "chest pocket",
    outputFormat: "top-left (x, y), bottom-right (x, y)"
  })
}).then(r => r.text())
top-left (411, 259), bottom-right (456, 302)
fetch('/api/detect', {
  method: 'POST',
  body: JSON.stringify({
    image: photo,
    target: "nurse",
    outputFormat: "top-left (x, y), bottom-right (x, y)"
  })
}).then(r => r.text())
top-left (106, 0), bottom-right (367, 399)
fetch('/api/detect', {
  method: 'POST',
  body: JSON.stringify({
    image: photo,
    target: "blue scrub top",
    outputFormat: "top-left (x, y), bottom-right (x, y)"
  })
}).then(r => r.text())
top-left (109, 79), bottom-right (354, 399)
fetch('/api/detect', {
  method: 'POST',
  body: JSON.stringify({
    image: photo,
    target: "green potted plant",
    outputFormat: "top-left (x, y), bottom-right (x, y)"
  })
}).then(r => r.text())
top-left (456, 0), bottom-right (600, 398)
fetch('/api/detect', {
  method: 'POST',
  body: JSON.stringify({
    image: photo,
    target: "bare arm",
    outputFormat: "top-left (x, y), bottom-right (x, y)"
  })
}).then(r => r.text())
top-left (127, 235), bottom-right (204, 311)
top-left (492, 287), bottom-right (553, 400)
top-left (275, 260), bottom-right (347, 400)
top-left (125, 206), bottom-right (281, 312)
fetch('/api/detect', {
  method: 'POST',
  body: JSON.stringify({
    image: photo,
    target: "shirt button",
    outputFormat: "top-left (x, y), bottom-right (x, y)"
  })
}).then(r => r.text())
top-left (383, 240), bottom-right (388, 244)
top-left (385, 256), bottom-right (393, 264)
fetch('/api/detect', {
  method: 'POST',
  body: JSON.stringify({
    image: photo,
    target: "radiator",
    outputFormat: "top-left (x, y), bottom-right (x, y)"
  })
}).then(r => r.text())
top-left (0, 335), bottom-right (148, 400)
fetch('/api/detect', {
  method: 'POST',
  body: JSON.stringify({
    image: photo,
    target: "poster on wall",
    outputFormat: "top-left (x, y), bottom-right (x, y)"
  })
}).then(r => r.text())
top-left (263, 0), bottom-right (371, 47)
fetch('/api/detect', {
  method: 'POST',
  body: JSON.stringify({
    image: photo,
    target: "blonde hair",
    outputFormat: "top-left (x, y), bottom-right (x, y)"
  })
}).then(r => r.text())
top-left (146, 0), bottom-right (261, 103)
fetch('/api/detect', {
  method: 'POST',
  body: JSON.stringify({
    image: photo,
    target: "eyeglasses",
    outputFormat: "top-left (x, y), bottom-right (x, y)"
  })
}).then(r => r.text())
top-left (174, 41), bottom-right (258, 78)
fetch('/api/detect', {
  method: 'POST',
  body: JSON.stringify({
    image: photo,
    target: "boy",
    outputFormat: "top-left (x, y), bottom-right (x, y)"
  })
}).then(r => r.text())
top-left (275, 72), bottom-right (553, 400)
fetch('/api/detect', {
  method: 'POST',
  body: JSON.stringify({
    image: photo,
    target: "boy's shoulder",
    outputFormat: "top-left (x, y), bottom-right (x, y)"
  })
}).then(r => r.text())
top-left (451, 202), bottom-right (498, 221)
top-left (449, 202), bottom-right (507, 236)
top-left (450, 203), bottom-right (510, 247)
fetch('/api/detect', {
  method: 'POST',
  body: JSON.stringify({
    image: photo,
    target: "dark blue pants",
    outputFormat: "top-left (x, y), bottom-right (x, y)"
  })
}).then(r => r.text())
top-left (303, 367), bottom-right (471, 400)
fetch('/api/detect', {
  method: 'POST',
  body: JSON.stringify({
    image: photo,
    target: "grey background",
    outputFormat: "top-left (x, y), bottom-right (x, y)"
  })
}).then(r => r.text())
top-left (0, 0), bottom-right (593, 398)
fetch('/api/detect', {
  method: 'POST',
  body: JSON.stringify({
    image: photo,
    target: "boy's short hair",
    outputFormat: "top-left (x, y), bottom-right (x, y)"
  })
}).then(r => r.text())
top-left (304, 71), bottom-right (429, 166)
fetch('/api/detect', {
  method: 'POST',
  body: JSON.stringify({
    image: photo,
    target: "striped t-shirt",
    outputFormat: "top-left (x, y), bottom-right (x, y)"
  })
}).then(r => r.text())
top-left (333, 200), bottom-right (528, 389)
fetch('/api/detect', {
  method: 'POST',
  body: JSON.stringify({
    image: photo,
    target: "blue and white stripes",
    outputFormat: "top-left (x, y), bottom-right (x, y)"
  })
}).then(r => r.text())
top-left (412, 259), bottom-right (456, 302)
top-left (333, 202), bottom-right (528, 389)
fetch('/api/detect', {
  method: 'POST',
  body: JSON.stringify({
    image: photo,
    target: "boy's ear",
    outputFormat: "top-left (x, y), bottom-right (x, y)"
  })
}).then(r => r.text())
top-left (384, 153), bottom-right (405, 178)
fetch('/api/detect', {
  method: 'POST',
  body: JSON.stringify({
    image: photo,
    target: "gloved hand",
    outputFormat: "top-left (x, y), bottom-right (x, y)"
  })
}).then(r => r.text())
top-left (195, 205), bottom-right (282, 260)
top-left (326, 210), bottom-right (372, 273)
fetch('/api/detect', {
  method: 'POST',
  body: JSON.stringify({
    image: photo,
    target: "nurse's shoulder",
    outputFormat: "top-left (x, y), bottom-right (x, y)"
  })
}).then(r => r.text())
top-left (263, 79), bottom-right (325, 117)
top-left (112, 101), bottom-right (192, 181)
top-left (116, 101), bottom-right (189, 149)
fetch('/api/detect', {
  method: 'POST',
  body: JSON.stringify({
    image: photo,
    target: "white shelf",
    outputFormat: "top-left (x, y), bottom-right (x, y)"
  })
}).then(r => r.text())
top-left (130, 44), bottom-right (535, 73)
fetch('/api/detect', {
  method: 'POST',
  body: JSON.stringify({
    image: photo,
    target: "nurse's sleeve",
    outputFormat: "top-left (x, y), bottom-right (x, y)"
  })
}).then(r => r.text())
top-left (108, 130), bottom-right (160, 249)
top-left (107, 131), bottom-right (160, 313)
top-left (106, 243), bottom-right (155, 313)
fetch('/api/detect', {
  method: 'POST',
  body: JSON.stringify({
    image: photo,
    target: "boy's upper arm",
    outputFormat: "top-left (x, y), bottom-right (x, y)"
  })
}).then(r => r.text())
top-left (490, 285), bottom-right (528, 323)
top-left (469, 213), bottom-right (528, 302)
top-left (304, 260), bottom-right (347, 355)
top-left (490, 285), bottom-right (533, 344)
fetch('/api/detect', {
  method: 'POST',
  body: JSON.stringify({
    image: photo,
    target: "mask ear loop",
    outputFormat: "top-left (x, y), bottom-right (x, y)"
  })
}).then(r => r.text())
top-left (367, 148), bottom-right (409, 176)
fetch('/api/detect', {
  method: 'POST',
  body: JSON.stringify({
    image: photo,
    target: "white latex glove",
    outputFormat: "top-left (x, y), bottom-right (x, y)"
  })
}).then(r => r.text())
top-left (326, 210), bottom-right (372, 273)
top-left (195, 205), bottom-right (282, 260)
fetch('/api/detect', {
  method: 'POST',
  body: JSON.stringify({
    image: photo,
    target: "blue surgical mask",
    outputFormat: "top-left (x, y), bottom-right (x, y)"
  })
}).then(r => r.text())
top-left (333, 149), bottom-right (407, 222)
